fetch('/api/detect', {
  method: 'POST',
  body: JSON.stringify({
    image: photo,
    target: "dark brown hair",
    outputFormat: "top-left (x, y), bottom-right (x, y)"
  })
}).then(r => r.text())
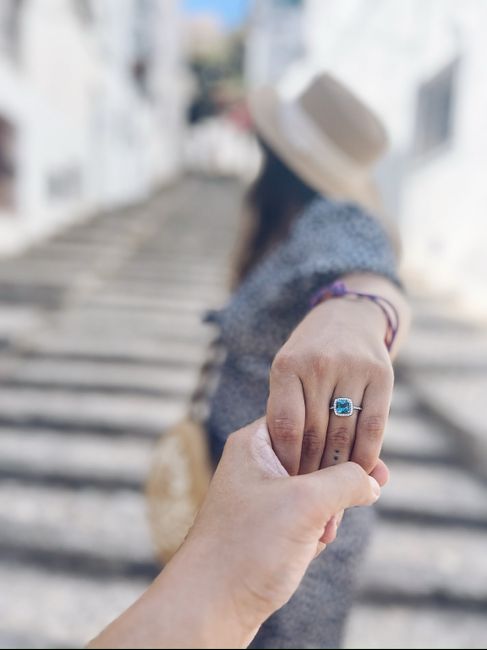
top-left (234, 140), bottom-right (318, 286)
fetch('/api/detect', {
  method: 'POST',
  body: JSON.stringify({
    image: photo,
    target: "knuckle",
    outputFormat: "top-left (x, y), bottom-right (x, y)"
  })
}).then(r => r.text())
top-left (271, 351), bottom-right (297, 376)
top-left (308, 353), bottom-right (329, 377)
top-left (301, 429), bottom-right (324, 457)
top-left (327, 351), bottom-right (353, 373)
top-left (360, 414), bottom-right (386, 442)
top-left (328, 425), bottom-right (353, 448)
top-left (370, 360), bottom-right (394, 384)
top-left (344, 461), bottom-right (368, 486)
top-left (271, 416), bottom-right (301, 445)
top-left (340, 353), bottom-right (356, 372)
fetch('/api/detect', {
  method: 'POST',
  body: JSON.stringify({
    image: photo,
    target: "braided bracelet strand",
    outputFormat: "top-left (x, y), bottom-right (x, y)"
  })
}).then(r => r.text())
top-left (310, 280), bottom-right (399, 352)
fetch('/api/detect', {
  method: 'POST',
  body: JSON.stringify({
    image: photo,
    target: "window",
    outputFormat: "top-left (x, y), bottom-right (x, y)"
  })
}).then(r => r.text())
top-left (414, 59), bottom-right (458, 158)
top-left (0, 0), bottom-right (24, 62)
top-left (47, 167), bottom-right (81, 201)
top-left (0, 116), bottom-right (16, 212)
top-left (72, 0), bottom-right (92, 25)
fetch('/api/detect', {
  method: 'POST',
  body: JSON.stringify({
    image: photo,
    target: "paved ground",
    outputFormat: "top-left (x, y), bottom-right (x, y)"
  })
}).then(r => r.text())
top-left (0, 177), bottom-right (486, 648)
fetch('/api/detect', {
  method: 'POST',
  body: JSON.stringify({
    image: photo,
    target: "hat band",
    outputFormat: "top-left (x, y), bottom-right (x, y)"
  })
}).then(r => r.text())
top-left (277, 99), bottom-right (368, 188)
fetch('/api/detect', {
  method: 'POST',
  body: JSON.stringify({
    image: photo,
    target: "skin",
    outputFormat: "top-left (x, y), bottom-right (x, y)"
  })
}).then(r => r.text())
top-left (267, 271), bottom-right (411, 476)
top-left (88, 419), bottom-right (388, 649)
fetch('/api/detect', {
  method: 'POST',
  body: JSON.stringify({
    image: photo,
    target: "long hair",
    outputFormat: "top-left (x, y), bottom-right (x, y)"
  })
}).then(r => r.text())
top-left (234, 140), bottom-right (318, 287)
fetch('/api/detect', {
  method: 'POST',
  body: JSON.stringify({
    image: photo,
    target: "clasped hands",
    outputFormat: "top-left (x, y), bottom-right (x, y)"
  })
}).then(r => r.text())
top-left (90, 286), bottom-right (398, 648)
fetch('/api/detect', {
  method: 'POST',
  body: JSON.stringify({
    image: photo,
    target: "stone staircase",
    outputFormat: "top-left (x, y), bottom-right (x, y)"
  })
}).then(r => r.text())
top-left (0, 177), bottom-right (485, 648)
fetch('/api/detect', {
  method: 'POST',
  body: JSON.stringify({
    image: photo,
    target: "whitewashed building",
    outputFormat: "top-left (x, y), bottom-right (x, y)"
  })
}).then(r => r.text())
top-left (245, 0), bottom-right (305, 88)
top-left (245, 0), bottom-right (487, 315)
top-left (0, 0), bottom-right (187, 255)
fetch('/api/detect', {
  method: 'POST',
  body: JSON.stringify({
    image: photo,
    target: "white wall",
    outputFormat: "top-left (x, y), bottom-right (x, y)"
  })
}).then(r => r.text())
top-left (0, 0), bottom-right (187, 255)
top-left (0, 0), bottom-right (98, 250)
top-left (282, 0), bottom-right (487, 314)
top-left (245, 0), bottom-right (305, 88)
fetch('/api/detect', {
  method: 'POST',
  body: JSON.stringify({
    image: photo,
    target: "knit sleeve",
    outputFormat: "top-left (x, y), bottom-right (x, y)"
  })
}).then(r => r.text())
top-left (269, 197), bottom-right (401, 314)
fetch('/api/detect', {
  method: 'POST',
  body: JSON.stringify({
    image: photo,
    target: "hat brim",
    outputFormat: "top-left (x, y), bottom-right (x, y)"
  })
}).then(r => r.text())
top-left (248, 86), bottom-right (383, 216)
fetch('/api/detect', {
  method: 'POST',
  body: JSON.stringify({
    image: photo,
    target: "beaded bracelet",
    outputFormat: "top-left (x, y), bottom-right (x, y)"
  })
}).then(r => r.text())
top-left (310, 280), bottom-right (399, 352)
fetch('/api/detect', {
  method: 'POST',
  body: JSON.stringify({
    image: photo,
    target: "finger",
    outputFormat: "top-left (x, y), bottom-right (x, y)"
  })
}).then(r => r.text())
top-left (303, 461), bottom-right (381, 521)
top-left (321, 385), bottom-right (364, 468)
top-left (335, 508), bottom-right (345, 531)
top-left (299, 375), bottom-right (334, 475)
top-left (238, 419), bottom-right (289, 478)
top-left (314, 541), bottom-right (327, 558)
top-left (371, 458), bottom-right (390, 487)
top-left (319, 507), bottom-right (345, 544)
top-left (351, 375), bottom-right (393, 473)
top-left (267, 360), bottom-right (305, 475)
top-left (320, 511), bottom-right (341, 544)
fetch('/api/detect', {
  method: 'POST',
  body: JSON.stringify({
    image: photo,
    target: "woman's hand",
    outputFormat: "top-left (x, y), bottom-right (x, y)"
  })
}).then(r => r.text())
top-left (267, 288), bottom-right (395, 476)
top-left (89, 420), bottom-right (387, 649)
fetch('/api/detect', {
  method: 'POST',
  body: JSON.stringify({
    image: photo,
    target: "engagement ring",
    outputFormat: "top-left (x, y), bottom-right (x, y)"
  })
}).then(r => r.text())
top-left (329, 397), bottom-right (362, 417)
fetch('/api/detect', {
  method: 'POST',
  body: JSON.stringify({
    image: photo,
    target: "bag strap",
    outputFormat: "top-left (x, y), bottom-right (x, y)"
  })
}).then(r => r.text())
top-left (189, 336), bottom-right (225, 423)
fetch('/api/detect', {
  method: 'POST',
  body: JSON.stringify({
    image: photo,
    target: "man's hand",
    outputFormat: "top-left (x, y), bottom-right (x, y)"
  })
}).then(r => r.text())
top-left (186, 419), bottom-right (388, 641)
top-left (88, 419), bottom-right (388, 649)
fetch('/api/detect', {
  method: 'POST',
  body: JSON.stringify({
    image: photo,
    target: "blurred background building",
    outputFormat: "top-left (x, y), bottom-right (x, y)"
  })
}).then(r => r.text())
top-left (0, 0), bottom-right (186, 254)
top-left (245, 0), bottom-right (304, 87)
top-left (245, 0), bottom-right (487, 317)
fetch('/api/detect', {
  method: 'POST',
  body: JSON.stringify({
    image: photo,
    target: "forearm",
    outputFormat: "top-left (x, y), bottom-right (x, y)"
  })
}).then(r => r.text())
top-left (88, 539), bottom-right (257, 649)
top-left (336, 271), bottom-right (410, 358)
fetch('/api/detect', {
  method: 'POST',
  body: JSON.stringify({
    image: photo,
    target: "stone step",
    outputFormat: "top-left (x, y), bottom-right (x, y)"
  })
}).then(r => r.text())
top-left (37, 323), bottom-right (209, 348)
top-left (54, 308), bottom-right (210, 336)
top-left (23, 337), bottom-right (209, 369)
top-left (104, 280), bottom-right (226, 304)
top-left (0, 564), bottom-right (148, 648)
top-left (360, 521), bottom-right (487, 603)
top-left (345, 604), bottom-right (487, 649)
top-left (0, 306), bottom-right (42, 346)
top-left (109, 273), bottom-right (227, 293)
top-left (379, 460), bottom-right (487, 526)
top-left (24, 242), bottom-right (126, 263)
top-left (400, 327), bottom-right (487, 372)
top-left (118, 262), bottom-right (228, 283)
top-left (84, 292), bottom-right (217, 315)
top-left (0, 387), bottom-right (185, 435)
top-left (383, 413), bottom-right (453, 463)
top-left (0, 284), bottom-right (63, 309)
top-left (405, 370), bottom-right (487, 481)
top-left (0, 481), bottom-right (154, 566)
top-left (3, 358), bottom-right (199, 397)
top-left (0, 262), bottom-right (90, 285)
top-left (0, 428), bottom-right (152, 486)
top-left (389, 382), bottom-right (417, 415)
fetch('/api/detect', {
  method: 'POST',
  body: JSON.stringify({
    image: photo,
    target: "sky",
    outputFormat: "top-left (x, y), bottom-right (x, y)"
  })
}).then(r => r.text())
top-left (183, 0), bottom-right (249, 29)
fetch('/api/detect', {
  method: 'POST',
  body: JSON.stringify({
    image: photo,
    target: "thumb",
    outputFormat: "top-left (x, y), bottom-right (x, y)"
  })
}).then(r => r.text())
top-left (302, 461), bottom-right (381, 520)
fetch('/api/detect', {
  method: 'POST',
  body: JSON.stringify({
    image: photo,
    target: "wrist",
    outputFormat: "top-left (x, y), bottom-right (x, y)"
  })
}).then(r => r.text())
top-left (158, 536), bottom-right (262, 648)
top-left (313, 295), bottom-right (389, 343)
top-left (311, 280), bottom-right (398, 351)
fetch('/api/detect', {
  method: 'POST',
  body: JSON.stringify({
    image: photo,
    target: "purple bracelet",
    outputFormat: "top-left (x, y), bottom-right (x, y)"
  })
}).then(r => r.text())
top-left (310, 280), bottom-right (399, 352)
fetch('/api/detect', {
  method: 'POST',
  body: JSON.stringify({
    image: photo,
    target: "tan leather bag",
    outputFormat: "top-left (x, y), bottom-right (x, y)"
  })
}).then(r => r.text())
top-left (145, 339), bottom-right (223, 565)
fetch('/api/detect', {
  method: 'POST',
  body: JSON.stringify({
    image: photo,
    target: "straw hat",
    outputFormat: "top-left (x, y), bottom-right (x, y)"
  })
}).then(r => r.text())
top-left (248, 72), bottom-right (389, 219)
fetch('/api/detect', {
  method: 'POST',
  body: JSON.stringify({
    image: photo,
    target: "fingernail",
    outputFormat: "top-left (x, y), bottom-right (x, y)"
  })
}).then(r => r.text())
top-left (368, 476), bottom-right (381, 501)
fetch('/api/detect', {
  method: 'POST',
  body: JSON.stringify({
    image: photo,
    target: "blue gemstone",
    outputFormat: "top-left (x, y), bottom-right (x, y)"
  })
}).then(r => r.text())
top-left (335, 398), bottom-right (352, 415)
